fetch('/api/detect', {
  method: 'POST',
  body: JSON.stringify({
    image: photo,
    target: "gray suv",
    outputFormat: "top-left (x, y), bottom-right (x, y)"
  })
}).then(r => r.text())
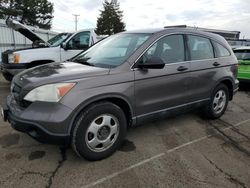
top-left (1, 27), bottom-right (239, 160)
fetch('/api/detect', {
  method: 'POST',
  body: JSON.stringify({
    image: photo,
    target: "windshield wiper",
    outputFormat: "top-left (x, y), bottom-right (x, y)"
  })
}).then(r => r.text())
top-left (74, 59), bottom-right (94, 66)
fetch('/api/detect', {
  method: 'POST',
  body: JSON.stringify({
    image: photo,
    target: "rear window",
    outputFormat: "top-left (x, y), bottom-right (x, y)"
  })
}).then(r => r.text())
top-left (234, 50), bottom-right (250, 60)
top-left (187, 35), bottom-right (214, 60)
top-left (213, 42), bottom-right (230, 57)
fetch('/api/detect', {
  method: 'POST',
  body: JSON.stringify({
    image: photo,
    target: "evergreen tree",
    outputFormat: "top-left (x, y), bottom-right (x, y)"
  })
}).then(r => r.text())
top-left (96, 0), bottom-right (125, 35)
top-left (0, 0), bottom-right (54, 29)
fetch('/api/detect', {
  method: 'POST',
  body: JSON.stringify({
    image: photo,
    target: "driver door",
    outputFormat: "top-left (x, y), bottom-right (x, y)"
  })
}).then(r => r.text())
top-left (134, 34), bottom-right (191, 119)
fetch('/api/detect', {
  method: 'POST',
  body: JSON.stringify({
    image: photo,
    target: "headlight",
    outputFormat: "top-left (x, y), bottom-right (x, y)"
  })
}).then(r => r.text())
top-left (8, 53), bottom-right (20, 63)
top-left (24, 83), bottom-right (76, 102)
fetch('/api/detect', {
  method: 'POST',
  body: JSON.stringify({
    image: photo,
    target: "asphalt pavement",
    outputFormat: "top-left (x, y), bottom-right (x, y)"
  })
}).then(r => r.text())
top-left (0, 74), bottom-right (250, 188)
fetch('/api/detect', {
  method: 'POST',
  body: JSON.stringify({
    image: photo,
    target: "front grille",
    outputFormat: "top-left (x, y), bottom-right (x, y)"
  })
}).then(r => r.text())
top-left (20, 100), bottom-right (32, 108)
top-left (12, 83), bottom-right (22, 104)
top-left (12, 83), bottom-right (21, 93)
top-left (12, 83), bottom-right (31, 108)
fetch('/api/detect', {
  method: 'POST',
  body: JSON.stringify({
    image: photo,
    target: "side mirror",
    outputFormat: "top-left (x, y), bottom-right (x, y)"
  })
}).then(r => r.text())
top-left (61, 42), bottom-right (68, 50)
top-left (137, 57), bottom-right (165, 69)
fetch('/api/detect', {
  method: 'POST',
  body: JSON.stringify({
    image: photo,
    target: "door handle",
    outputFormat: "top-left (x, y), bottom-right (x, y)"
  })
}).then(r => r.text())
top-left (213, 62), bottom-right (220, 66)
top-left (177, 66), bottom-right (188, 72)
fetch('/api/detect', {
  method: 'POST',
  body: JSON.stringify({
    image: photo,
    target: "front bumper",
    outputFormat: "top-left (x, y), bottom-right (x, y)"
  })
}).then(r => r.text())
top-left (1, 95), bottom-right (73, 145)
top-left (1, 63), bottom-right (27, 75)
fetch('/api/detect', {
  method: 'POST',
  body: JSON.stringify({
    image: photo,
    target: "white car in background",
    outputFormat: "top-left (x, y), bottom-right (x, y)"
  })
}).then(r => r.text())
top-left (0, 19), bottom-right (103, 81)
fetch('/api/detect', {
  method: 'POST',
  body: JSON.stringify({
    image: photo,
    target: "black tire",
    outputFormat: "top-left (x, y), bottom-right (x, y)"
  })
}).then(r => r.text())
top-left (203, 84), bottom-right (229, 119)
top-left (2, 72), bottom-right (13, 82)
top-left (72, 102), bottom-right (127, 161)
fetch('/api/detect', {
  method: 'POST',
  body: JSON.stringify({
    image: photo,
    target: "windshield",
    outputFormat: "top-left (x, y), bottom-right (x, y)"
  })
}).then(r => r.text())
top-left (72, 33), bottom-right (151, 68)
top-left (234, 50), bottom-right (250, 60)
top-left (48, 33), bottom-right (72, 47)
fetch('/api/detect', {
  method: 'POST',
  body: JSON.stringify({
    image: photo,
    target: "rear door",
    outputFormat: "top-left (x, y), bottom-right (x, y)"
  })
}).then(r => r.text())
top-left (187, 34), bottom-right (231, 101)
top-left (134, 34), bottom-right (191, 118)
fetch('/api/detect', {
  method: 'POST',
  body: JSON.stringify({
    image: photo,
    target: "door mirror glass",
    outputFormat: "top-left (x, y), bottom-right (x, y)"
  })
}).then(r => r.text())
top-left (137, 57), bottom-right (165, 69)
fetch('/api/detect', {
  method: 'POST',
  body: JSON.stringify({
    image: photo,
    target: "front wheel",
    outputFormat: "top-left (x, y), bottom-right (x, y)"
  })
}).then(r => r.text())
top-left (72, 102), bottom-right (127, 161)
top-left (203, 84), bottom-right (229, 119)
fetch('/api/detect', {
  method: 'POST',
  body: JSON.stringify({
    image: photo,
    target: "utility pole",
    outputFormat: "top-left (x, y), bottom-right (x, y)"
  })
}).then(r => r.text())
top-left (72, 14), bottom-right (80, 31)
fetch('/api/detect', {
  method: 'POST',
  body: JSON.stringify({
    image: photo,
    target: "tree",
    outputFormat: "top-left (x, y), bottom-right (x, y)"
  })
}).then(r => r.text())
top-left (0, 0), bottom-right (54, 29)
top-left (96, 0), bottom-right (125, 35)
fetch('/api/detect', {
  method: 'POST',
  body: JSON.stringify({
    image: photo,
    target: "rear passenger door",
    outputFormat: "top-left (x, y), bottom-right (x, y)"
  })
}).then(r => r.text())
top-left (134, 34), bottom-right (191, 117)
top-left (187, 35), bottom-right (230, 101)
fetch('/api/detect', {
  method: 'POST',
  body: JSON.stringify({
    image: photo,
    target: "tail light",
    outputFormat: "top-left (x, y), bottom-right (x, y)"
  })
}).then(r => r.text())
top-left (230, 64), bottom-right (238, 77)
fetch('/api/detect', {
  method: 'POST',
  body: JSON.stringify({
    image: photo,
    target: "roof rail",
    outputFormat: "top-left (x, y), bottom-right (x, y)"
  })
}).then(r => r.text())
top-left (164, 25), bottom-right (187, 28)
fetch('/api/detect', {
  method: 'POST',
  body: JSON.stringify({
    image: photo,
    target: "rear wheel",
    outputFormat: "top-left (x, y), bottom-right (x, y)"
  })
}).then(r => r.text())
top-left (2, 72), bottom-right (13, 82)
top-left (72, 102), bottom-right (127, 161)
top-left (203, 84), bottom-right (229, 119)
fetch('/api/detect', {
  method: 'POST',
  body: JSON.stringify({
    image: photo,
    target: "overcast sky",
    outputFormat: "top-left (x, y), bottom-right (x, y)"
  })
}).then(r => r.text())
top-left (49, 0), bottom-right (250, 38)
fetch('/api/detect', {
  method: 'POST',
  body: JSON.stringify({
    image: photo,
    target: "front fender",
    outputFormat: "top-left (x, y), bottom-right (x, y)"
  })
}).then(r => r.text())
top-left (66, 93), bottom-right (134, 135)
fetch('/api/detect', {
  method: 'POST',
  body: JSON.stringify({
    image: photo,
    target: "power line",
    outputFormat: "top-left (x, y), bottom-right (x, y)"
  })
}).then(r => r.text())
top-left (72, 14), bottom-right (80, 31)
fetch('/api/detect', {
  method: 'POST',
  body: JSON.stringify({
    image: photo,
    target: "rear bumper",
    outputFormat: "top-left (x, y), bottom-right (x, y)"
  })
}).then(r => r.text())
top-left (232, 79), bottom-right (239, 96)
top-left (233, 87), bottom-right (239, 95)
top-left (1, 95), bottom-right (73, 145)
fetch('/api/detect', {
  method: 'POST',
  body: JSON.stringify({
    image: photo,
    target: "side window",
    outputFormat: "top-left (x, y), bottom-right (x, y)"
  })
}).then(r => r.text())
top-left (213, 42), bottom-right (230, 57)
top-left (67, 32), bottom-right (90, 50)
top-left (141, 35), bottom-right (185, 64)
top-left (187, 35), bottom-right (214, 60)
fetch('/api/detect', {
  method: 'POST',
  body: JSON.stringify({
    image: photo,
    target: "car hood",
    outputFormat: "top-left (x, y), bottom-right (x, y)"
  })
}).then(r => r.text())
top-left (6, 19), bottom-right (49, 46)
top-left (13, 62), bottom-right (110, 89)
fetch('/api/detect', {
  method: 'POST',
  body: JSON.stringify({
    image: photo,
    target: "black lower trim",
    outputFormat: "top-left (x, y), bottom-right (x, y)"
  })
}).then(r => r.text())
top-left (2, 62), bottom-right (29, 69)
top-left (238, 78), bottom-right (250, 83)
top-left (2, 60), bottom-right (54, 70)
top-left (135, 98), bottom-right (209, 126)
top-left (6, 110), bottom-right (70, 145)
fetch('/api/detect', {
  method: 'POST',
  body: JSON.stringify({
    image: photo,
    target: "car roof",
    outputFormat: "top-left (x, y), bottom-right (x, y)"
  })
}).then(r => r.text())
top-left (124, 27), bottom-right (226, 43)
top-left (124, 28), bottom-right (164, 34)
